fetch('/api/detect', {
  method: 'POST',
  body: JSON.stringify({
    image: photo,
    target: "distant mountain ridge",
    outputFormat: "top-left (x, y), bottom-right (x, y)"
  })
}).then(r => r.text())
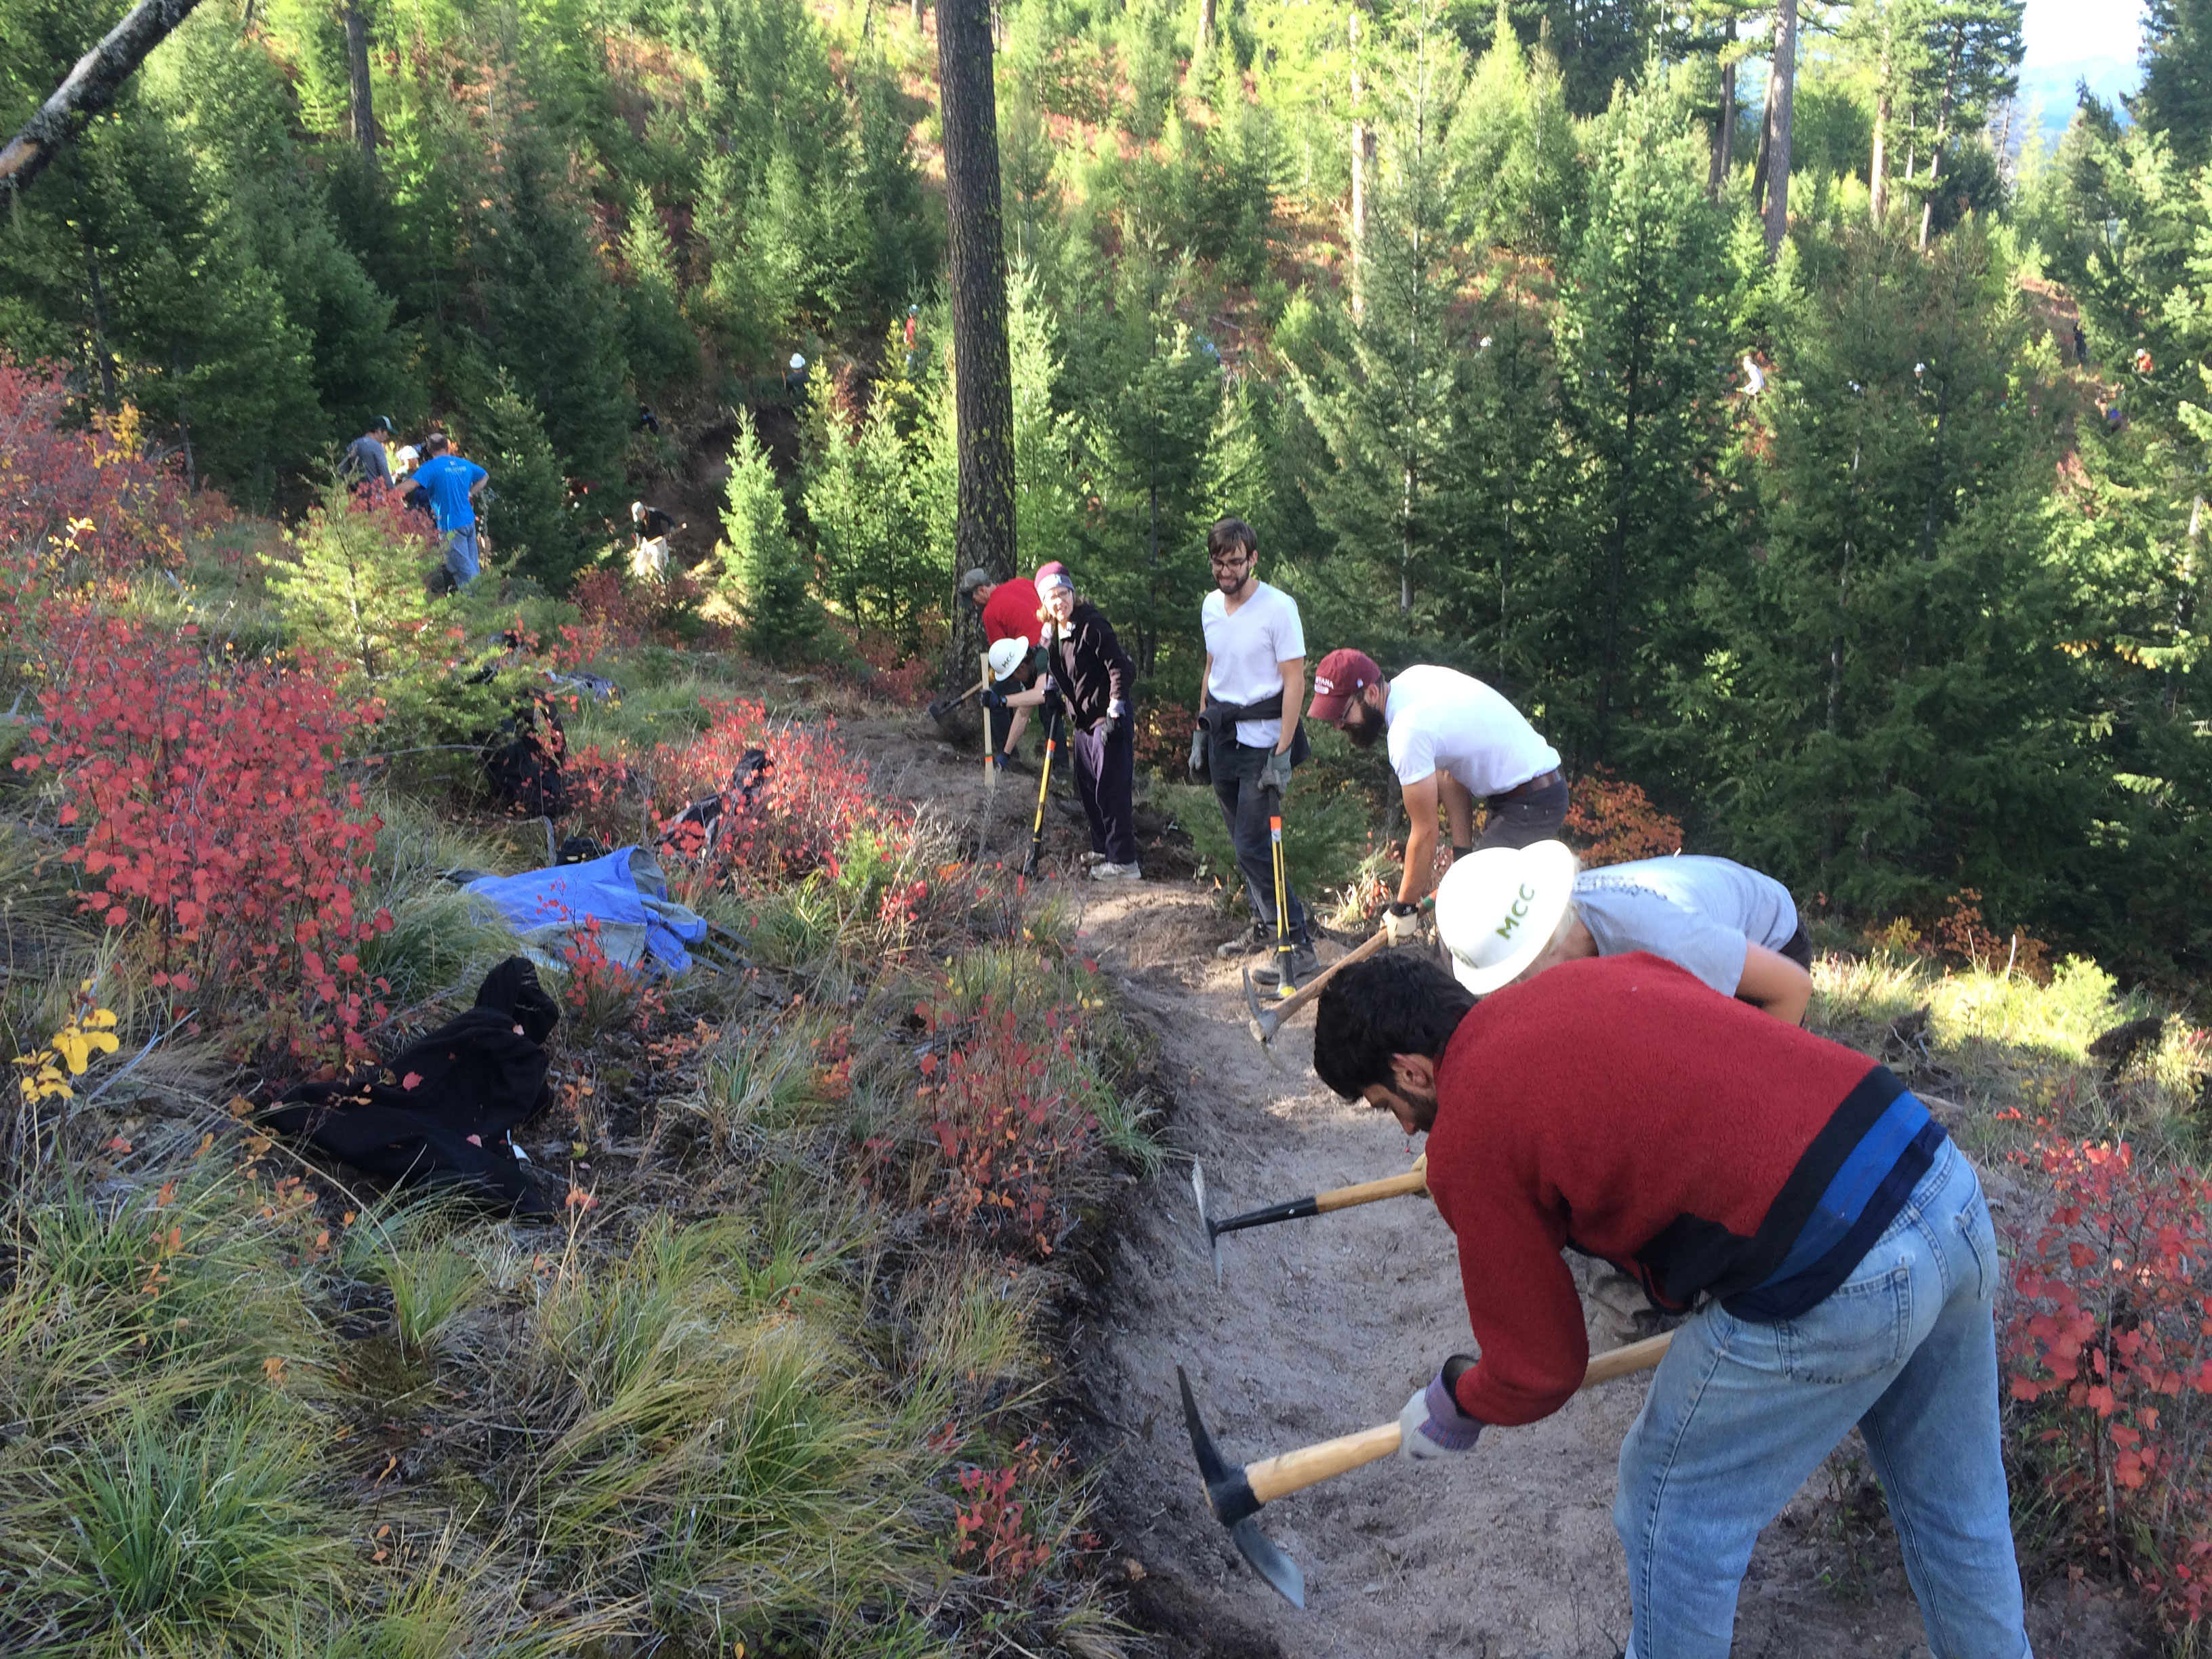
top-left (2018, 52), bottom-right (2139, 140)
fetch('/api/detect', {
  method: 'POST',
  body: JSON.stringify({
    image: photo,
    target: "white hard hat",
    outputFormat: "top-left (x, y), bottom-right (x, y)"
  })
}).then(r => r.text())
top-left (790, 352), bottom-right (806, 370)
top-left (1433, 840), bottom-right (1580, 996)
top-left (987, 637), bottom-right (1027, 682)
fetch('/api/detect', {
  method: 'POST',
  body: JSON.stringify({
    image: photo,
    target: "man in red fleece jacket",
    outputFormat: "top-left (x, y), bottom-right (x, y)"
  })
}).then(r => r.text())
top-left (1311, 949), bottom-right (2029, 1659)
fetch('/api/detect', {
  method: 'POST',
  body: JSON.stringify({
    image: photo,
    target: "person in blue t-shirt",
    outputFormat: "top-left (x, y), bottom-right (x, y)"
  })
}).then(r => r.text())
top-left (409, 432), bottom-right (489, 587)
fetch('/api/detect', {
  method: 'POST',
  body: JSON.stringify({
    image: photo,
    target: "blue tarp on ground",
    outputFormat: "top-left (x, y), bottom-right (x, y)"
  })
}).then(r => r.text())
top-left (465, 846), bottom-right (708, 974)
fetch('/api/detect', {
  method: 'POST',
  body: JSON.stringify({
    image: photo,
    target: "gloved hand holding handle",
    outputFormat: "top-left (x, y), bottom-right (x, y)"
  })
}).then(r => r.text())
top-left (1382, 901), bottom-right (1422, 947)
top-left (1259, 747), bottom-right (1293, 796)
top-left (1399, 1355), bottom-right (1484, 1460)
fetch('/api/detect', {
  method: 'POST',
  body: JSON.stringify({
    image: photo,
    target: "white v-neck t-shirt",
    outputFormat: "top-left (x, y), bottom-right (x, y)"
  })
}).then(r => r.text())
top-left (1202, 582), bottom-right (1306, 748)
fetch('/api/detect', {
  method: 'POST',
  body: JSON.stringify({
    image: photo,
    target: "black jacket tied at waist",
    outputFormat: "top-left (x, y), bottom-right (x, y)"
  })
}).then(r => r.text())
top-left (1197, 693), bottom-right (1312, 766)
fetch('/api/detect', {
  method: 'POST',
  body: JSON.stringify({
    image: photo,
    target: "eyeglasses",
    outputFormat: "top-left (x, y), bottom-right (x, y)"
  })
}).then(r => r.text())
top-left (1208, 552), bottom-right (1253, 569)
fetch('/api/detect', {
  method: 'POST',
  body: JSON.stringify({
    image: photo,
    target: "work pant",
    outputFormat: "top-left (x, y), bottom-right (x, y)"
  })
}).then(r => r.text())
top-left (1212, 739), bottom-right (1309, 944)
top-left (443, 525), bottom-right (481, 586)
top-left (1069, 718), bottom-right (1137, 866)
top-left (1616, 1135), bottom-right (2029, 1659)
top-left (1475, 774), bottom-right (1569, 849)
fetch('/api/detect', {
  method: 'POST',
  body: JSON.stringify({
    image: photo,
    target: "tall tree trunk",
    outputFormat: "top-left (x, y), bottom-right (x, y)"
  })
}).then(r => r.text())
top-left (937, 0), bottom-right (1017, 690)
top-left (0, 0), bottom-right (207, 205)
top-left (1710, 20), bottom-right (1736, 197)
top-left (1870, 20), bottom-right (1891, 222)
top-left (82, 223), bottom-right (118, 409)
top-left (1918, 21), bottom-right (1965, 250)
top-left (343, 0), bottom-right (377, 166)
top-left (1349, 10), bottom-right (1368, 319)
top-left (1195, 0), bottom-right (1213, 55)
top-left (1764, 0), bottom-right (1796, 258)
top-left (1595, 359), bottom-right (1640, 758)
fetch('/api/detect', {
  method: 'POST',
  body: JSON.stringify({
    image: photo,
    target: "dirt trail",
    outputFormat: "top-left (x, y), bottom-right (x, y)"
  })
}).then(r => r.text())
top-left (845, 714), bottom-right (2127, 1659)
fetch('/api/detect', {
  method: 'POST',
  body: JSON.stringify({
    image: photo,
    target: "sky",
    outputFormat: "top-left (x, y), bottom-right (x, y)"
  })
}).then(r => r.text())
top-left (2018, 0), bottom-right (2144, 139)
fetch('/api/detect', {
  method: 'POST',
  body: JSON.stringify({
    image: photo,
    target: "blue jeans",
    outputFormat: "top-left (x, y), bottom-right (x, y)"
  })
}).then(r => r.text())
top-left (443, 524), bottom-right (480, 586)
top-left (1616, 1136), bottom-right (2029, 1659)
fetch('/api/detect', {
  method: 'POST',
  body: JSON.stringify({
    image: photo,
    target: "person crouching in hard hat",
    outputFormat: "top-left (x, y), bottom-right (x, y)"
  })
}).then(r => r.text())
top-left (959, 565), bottom-right (1046, 772)
top-left (987, 564), bottom-right (1140, 880)
top-left (1305, 650), bottom-right (1566, 951)
top-left (1435, 842), bottom-right (1814, 1024)
top-left (1310, 949), bottom-right (2026, 1659)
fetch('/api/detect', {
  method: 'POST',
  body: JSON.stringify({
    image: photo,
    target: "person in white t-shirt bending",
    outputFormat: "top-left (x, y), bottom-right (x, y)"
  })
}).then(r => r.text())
top-left (1306, 649), bottom-right (1569, 945)
top-left (1193, 517), bottom-right (1316, 985)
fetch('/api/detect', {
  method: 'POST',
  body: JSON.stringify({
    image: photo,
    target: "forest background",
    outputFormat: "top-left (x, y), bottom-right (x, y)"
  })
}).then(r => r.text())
top-left (3, 0), bottom-right (2209, 989)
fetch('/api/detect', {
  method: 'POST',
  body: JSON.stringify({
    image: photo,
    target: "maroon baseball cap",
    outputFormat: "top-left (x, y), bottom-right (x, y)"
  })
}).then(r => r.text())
top-left (1308, 649), bottom-right (1382, 723)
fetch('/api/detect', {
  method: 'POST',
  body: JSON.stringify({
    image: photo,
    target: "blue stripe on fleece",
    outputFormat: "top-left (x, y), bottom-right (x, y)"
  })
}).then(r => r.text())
top-left (1762, 1090), bottom-right (1933, 1284)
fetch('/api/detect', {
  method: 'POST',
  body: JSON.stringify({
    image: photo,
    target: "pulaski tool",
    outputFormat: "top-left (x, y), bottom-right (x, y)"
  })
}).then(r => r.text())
top-left (1241, 897), bottom-right (1433, 1066)
top-left (1176, 1331), bottom-right (1675, 1607)
top-left (1190, 1157), bottom-right (1427, 1285)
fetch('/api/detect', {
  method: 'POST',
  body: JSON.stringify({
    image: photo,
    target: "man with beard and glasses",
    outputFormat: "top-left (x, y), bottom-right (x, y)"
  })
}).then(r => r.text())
top-left (1195, 517), bottom-right (1315, 983)
top-left (1306, 650), bottom-right (1567, 947)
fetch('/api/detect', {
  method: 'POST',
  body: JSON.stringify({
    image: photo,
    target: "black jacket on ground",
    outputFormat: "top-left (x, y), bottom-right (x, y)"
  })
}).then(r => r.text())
top-left (1043, 600), bottom-right (1133, 731)
top-left (266, 958), bottom-right (560, 1214)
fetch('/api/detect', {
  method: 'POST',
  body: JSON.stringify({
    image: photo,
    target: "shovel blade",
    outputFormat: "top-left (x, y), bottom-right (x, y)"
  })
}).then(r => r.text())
top-left (1229, 1515), bottom-right (1306, 1609)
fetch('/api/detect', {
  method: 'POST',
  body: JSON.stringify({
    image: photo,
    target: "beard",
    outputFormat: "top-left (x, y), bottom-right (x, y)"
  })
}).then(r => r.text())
top-left (1343, 699), bottom-right (1385, 750)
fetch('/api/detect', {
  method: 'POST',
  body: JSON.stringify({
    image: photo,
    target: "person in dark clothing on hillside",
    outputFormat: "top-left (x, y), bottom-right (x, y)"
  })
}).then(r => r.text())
top-left (1311, 950), bottom-right (2028, 1659)
top-left (987, 563), bottom-right (1139, 879)
top-left (342, 416), bottom-right (396, 493)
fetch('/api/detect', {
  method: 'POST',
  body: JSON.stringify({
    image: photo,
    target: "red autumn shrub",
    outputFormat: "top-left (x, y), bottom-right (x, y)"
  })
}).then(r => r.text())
top-left (1134, 699), bottom-right (1194, 779)
top-left (2007, 1137), bottom-right (2212, 1631)
top-left (655, 699), bottom-right (901, 888)
top-left (14, 617), bottom-right (392, 1057)
top-left (1560, 768), bottom-right (1683, 866)
top-left (951, 1459), bottom-right (1054, 1583)
top-left (0, 362), bottom-right (228, 576)
top-left (916, 998), bottom-right (1097, 1260)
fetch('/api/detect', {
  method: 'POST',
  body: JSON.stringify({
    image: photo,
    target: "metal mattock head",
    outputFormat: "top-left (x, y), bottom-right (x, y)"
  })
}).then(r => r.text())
top-left (1174, 1365), bottom-right (1305, 1608)
top-left (1191, 1162), bottom-right (1222, 1286)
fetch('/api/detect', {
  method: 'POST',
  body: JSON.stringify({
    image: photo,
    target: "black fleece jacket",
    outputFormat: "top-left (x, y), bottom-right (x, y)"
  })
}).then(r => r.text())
top-left (1044, 601), bottom-right (1134, 731)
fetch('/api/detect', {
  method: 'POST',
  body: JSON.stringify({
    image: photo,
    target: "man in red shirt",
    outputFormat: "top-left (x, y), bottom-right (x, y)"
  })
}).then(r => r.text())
top-left (1311, 949), bottom-right (2028, 1659)
top-left (960, 567), bottom-right (1044, 769)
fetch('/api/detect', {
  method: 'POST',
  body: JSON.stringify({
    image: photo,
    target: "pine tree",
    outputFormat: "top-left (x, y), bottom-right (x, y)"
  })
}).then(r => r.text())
top-left (467, 372), bottom-right (588, 592)
top-left (1683, 222), bottom-right (2089, 928)
top-left (721, 411), bottom-right (819, 663)
top-left (1289, 0), bottom-right (1473, 629)
top-left (2135, 0), bottom-right (2212, 167)
top-left (264, 478), bottom-right (439, 686)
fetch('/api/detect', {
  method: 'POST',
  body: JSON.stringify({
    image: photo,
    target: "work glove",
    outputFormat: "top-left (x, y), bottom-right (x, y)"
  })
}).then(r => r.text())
top-left (1097, 714), bottom-right (1119, 739)
top-left (980, 688), bottom-right (1009, 711)
top-left (1258, 747), bottom-right (1293, 796)
top-left (1188, 726), bottom-right (1208, 781)
top-left (1042, 684), bottom-right (1063, 715)
top-left (1381, 902), bottom-right (1421, 947)
top-left (1101, 698), bottom-right (1124, 738)
top-left (1399, 1356), bottom-right (1483, 1461)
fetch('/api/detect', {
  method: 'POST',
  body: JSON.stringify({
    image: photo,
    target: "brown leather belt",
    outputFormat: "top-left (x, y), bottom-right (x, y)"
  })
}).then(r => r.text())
top-left (1488, 768), bottom-right (1562, 804)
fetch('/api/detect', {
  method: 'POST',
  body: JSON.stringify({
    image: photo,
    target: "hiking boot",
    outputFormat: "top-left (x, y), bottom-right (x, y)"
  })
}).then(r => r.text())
top-left (1216, 922), bottom-right (1271, 960)
top-left (1090, 861), bottom-right (1142, 881)
top-left (1248, 945), bottom-right (1322, 990)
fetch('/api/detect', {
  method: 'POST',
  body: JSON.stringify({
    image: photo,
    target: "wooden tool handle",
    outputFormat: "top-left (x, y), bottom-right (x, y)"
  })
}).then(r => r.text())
top-left (1313, 1167), bottom-right (1429, 1212)
top-left (1244, 1421), bottom-right (1401, 1503)
top-left (1267, 928), bottom-right (1389, 1021)
top-left (1240, 1331), bottom-right (1673, 1506)
top-left (1263, 896), bottom-right (1440, 1025)
top-left (1580, 1330), bottom-right (1673, 1387)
